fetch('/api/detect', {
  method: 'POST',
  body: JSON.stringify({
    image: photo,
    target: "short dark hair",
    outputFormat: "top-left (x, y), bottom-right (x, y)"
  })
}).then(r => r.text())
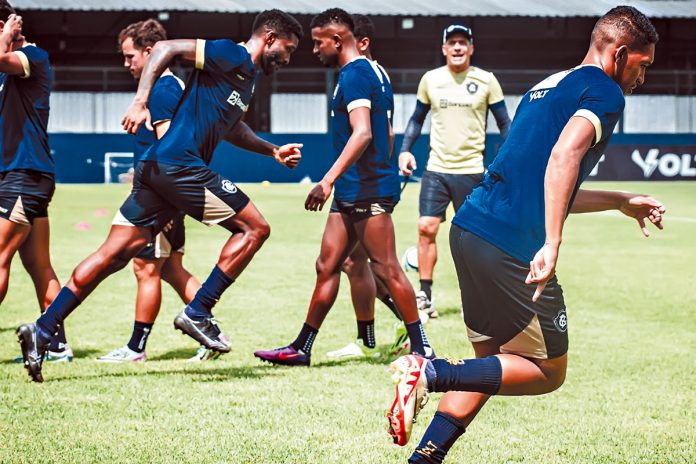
top-left (253, 9), bottom-right (304, 40)
top-left (310, 8), bottom-right (354, 32)
top-left (0, 0), bottom-right (15, 19)
top-left (352, 14), bottom-right (375, 41)
top-left (118, 19), bottom-right (167, 50)
top-left (591, 6), bottom-right (659, 49)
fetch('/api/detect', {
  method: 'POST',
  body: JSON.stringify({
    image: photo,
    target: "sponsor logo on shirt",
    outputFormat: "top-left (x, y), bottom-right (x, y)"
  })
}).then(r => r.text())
top-left (529, 89), bottom-right (550, 101)
top-left (439, 99), bottom-right (472, 109)
top-left (227, 90), bottom-right (249, 112)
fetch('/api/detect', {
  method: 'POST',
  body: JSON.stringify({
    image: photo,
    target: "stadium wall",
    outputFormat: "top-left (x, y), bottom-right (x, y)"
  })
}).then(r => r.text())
top-left (51, 133), bottom-right (696, 184)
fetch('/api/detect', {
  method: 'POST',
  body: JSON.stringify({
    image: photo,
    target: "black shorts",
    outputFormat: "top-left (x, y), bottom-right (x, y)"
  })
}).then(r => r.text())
top-left (115, 161), bottom-right (250, 235)
top-left (419, 170), bottom-right (483, 221)
top-left (134, 212), bottom-right (186, 260)
top-left (330, 197), bottom-right (397, 222)
top-left (0, 169), bottom-right (55, 225)
top-left (449, 225), bottom-right (568, 359)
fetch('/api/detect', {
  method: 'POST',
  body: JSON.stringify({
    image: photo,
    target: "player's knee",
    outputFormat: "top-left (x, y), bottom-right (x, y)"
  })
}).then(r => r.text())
top-left (245, 220), bottom-right (270, 247)
top-left (315, 257), bottom-right (338, 278)
top-left (540, 362), bottom-right (567, 393)
top-left (418, 221), bottom-right (438, 240)
top-left (341, 258), bottom-right (354, 275)
top-left (133, 260), bottom-right (160, 282)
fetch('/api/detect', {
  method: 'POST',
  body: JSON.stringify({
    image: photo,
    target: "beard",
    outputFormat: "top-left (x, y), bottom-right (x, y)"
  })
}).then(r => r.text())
top-left (260, 51), bottom-right (282, 75)
top-left (317, 52), bottom-right (339, 68)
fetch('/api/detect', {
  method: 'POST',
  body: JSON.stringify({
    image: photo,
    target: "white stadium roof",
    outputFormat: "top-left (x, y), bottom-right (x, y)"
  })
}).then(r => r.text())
top-left (12, 0), bottom-right (696, 17)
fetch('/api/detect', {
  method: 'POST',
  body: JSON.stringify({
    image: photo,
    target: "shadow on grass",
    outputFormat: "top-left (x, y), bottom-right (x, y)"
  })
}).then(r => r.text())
top-left (0, 325), bottom-right (19, 334)
top-left (149, 347), bottom-right (202, 361)
top-left (431, 305), bottom-right (463, 319)
top-left (2, 347), bottom-right (100, 364)
top-left (44, 363), bottom-right (278, 384)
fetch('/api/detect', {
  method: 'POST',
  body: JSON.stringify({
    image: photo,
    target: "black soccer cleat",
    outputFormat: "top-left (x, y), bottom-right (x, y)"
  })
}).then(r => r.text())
top-left (173, 311), bottom-right (232, 353)
top-left (16, 323), bottom-right (49, 383)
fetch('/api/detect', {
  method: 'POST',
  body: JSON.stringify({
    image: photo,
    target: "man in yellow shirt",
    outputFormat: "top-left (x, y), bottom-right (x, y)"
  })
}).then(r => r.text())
top-left (399, 24), bottom-right (511, 317)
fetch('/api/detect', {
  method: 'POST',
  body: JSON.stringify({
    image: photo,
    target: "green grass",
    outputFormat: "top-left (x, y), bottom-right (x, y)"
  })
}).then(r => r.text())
top-left (0, 181), bottom-right (694, 463)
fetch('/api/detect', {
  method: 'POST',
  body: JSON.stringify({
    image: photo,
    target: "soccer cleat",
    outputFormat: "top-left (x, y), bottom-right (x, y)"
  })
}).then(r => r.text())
top-left (45, 344), bottom-right (74, 363)
top-left (188, 345), bottom-right (222, 362)
top-left (387, 354), bottom-right (431, 446)
top-left (388, 323), bottom-right (410, 357)
top-left (326, 339), bottom-right (380, 360)
top-left (16, 323), bottom-right (48, 383)
top-left (173, 312), bottom-right (232, 353)
top-left (96, 346), bottom-right (147, 363)
top-left (416, 291), bottom-right (438, 319)
top-left (254, 345), bottom-right (310, 367)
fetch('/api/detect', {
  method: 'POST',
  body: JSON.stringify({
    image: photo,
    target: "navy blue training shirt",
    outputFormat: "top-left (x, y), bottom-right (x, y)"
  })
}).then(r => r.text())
top-left (331, 56), bottom-right (399, 202)
top-left (142, 39), bottom-right (256, 167)
top-left (133, 72), bottom-right (184, 164)
top-left (453, 65), bottom-right (625, 262)
top-left (0, 44), bottom-right (52, 173)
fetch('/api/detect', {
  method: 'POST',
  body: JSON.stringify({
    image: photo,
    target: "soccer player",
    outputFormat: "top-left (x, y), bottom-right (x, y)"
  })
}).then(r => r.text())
top-left (254, 8), bottom-right (434, 367)
top-left (0, 3), bottom-right (72, 362)
top-left (399, 24), bottom-right (511, 318)
top-left (327, 13), bottom-right (411, 360)
top-left (97, 19), bottom-right (216, 363)
top-left (387, 7), bottom-right (665, 462)
top-left (17, 9), bottom-right (304, 382)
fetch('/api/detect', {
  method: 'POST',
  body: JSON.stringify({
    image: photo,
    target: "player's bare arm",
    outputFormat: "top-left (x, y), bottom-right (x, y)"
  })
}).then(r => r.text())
top-left (0, 14), bottom-right (25, 75)
top-left (526, 116), bottom-right (594, 302)
top-left (571, 189), bottom-right (665, 236)
top-left (305, 106), bottom-right (372, 211)
top-left (122, 39), bottom-right (197, 134)
top-left (224, 120), bottom-right (302, 168)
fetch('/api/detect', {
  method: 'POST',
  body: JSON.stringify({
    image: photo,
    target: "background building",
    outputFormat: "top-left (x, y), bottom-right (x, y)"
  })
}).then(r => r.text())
top-left (13, 0), bottom-right (696, 182)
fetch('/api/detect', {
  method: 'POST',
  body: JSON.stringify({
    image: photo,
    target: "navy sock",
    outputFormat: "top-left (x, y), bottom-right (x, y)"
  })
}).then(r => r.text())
top-left (357, 319), bottom-right (375, 348)
top-left (185, 265), bottom-right (234, 321)
top-left (380, 295), bottom-right (402, 321)
top-left (127, 321), bottom-right (154, 353)
top-left (48, 325), bottom-right (68, 352)
top-left (419, 279), bottom-right (433, 300)
top-left (37, 287), bottom-right (81, 345)
top-left (429, 356), bottom-right (502, 395)
top-left (405, 320), bottom-right (431, 356)
top-left (409, 412), bottom-right (466, 464)
top-left (290, 323), bottom-right (318, 354)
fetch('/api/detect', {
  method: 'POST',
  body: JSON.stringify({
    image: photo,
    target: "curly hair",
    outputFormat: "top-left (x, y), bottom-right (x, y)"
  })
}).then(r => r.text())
top-left (592, 6), bottom-right (659, 49)
top-left (352, 14), bottom-right (375, 41)
top-left (310, 8), bottom-right (354, 32)
top-left (253, 9), bottom-right (304, 40)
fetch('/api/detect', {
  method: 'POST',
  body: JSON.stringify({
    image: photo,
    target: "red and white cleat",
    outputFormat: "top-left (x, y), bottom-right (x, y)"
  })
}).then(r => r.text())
top-left (386, 354), bottom-right (430, 446)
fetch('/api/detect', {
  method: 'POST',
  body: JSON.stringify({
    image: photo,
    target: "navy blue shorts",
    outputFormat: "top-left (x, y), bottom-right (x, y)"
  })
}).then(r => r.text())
top-left (419, 170), bottom-right (483, 221)
top-left (449, 224), bottom-right (568, 359)
top-left (0, 169), bottom-right (55, 225)
top-left (330, 197), bottom-right (397, 222)
top-left (115, 161), bottom-right (250, 235)
top-left (135, 212), bottom-right (186, 260)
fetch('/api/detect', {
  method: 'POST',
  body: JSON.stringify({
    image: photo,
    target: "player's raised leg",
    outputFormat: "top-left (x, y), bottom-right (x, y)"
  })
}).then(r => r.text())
top-left (174, 197), bottom-right (270, 353)
top-left (17, 222), bottom-right (152, 382)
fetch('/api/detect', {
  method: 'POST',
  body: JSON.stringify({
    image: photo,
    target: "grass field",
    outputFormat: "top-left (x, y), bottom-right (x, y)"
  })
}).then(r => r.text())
top-left (0, 181), bottom-right (694, 463)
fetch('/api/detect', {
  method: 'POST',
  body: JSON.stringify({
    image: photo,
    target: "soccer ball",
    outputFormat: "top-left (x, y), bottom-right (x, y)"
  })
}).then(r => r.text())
top-left (401, 246), bottom-right (419, 272)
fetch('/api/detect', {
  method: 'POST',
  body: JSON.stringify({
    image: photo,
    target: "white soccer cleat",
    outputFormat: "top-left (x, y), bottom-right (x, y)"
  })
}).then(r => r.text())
top-left (96, 346), bottom-right (147, 363)
top-left (188, 345), bottom-right (222, 362)
top-left (387, 354), bottom-right (430, 446)
top-left (326, 339), bottom-right (380, 360)
top-left (416, 291), bottom-right (438, 319)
